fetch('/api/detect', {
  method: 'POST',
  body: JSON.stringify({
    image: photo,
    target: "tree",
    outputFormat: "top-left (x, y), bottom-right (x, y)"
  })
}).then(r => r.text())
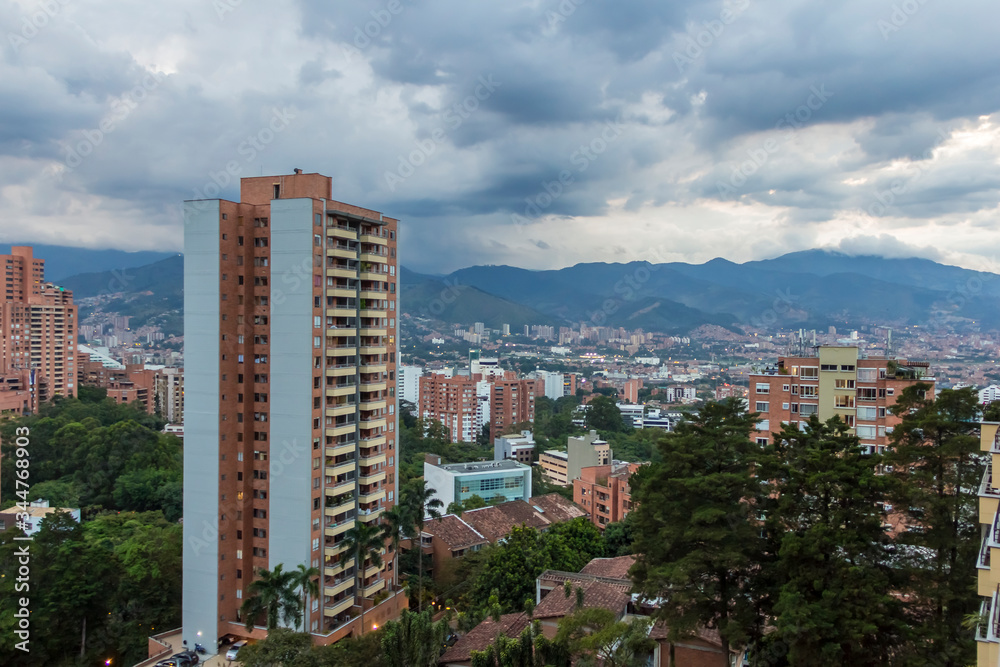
top-left (602, 513), bottom-right (635, 557)
top-left (380, 609), bottom-right (448, 667)
top-left (291, 564), bottom-right (320, 632)
top-left (555, 608), bottom-right (655, 667)
top-left (240, 564), bottom-right (302, 632)
top-left (585, 395), bottom-right (628, 433)
top-left (470, 525), bottom-right (584, 612)
top-left (984, 400), bottom-right (1000, 422)
top-left (341, 521), bottom-right (384, 635)
top-left (401, 480), bottom-right (443, 612)
top-left (758, 416), bottom-right (905, 666)
top-left (235, 628), bottom-right (313, 666)
top-left (885, 385), bottom-right (983, 665)
top-left (630, 398), bottom-right (764, 658)
top-left (381, 504), bottom-right (411, 589)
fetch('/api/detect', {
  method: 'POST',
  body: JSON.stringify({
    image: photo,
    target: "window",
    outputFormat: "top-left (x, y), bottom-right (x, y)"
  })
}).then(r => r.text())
top-left (856, 425), bottom-right (877, 440)
top-left (756, 420), bottom-right (770, 431)
top-left (858, 368), bottom-right (877, 382)
top-left (782, 384), bottom-right (790, 391)
top-left (790, 403), bottom-right (799, 413)
top-left (755, 401), bottom-right (769, 412)
top-left (835, 379), bottom-right (855, 389)
top-left (755, 383), bottom-right (770, 394)
top-left (800, 367), bottom-right (818, 378)
top-left (756, 437), bottom-right (769, 446)
top-left (840, 364), bottom-right (855, 372)
top-left (821, 364), bottom-right (837, 372)
top-left (800, 386), bottom-right (818, 398)
top-left (834, 395), bottom-right (855, 408)
top-left (858, 388), bottom-right (877, 402)
top-left (273, 184), bottom-right (280, 199)
top-left (857, 406), bottom-right (877, 421)
top-left (799, 404), bottom-right (818, 416)
top-left (782, 402), bottom-right (789, 410)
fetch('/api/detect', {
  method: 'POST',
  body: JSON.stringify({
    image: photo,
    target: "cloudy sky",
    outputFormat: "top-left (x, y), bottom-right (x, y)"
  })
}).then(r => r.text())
top-left (1, 0), bottom-right (999, 273)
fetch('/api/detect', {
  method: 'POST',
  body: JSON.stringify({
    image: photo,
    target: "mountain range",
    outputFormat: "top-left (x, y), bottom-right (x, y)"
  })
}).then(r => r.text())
top-left (45, 247), bottom-right (1000, 333)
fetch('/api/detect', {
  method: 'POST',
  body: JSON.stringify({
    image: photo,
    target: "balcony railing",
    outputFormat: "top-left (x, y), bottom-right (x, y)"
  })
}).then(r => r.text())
top-left (982, 462), bottom-right (1000, 498)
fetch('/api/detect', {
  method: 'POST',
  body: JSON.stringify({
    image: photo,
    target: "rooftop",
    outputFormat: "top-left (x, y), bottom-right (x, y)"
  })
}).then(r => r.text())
top-left (421, 514), bottom-right (487, 551)
top-left (438, 613), bottom-right (529, 664)
top-left (533, 579), bottom-right (630, 619)
top-left (462, 500), bottom-right (550, 543)
top-left (580, 555), bottom-right (636, 580)
top-left (530, 493), bottom-right (588, 523)
top-left (436, 459), bottom-right (528, 473)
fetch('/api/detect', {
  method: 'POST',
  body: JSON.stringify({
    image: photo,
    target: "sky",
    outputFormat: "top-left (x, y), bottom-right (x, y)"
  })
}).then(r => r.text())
top-left (1, 0), bottom-right (999, 274)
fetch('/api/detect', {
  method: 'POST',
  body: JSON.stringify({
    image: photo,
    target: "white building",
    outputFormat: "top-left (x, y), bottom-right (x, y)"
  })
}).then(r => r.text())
top-left (981, 385), bottom-right (1000, 404)
top-left (494, 430), bottom-right (536, 463)
top-left (398, 365), bottom-right (424, 405)
top-left (423, 458), bottom-right (532, 510)
top-left (535, 370), bottom-right (566, 401)
top-left (471, 357), bottom-right (503, 379)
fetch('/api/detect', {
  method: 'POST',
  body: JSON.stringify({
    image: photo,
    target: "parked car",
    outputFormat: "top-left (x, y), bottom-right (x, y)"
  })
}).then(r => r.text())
top-left (226, 640), bottom-right (248, 661)
top-left (174, 650), bottom-right (200, 665)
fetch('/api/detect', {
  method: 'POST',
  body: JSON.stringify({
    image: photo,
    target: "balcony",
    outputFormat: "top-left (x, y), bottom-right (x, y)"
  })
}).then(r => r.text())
top-left (326, 267), bottom-right (357, 280)
top-left (323, 597), bottom-right (354, 618)
top-left (360, 470), bottom-right (386, 486)
top-left (359, 488), bottom-right (386, 504)
top-left (324, 543), bottom-right (349, 559)
top-left (359, 233), bottom-right (387, 246)
top-left (360, 380), bottom-right (387, 393)
top-left (360, 417), bottom-right (387, 431)
top-left (360, 452), bottom-right (387, 467)
top-left (357, 506), bottom-right (384, 523)
top-left (326, 307), bottom-right (358, 318)
top-left (328, 478), bottom-right (356, 497)
top-left (326, 423), bottom-right (357, 439)
top-left (359, 327), bottom-right (387, 337)
top-left (324, 497), bottom-right (354, 517)
top-left (326, 365), bottom-right (357, 378)
top-left (363, 578), bottom-right (386, 598)
top-left (327, 459), bottom-right (356, 478)
top-left (360, 345), bottom-right (387, 355)
top-left (326, 403), bottom-right (357, 418)
top-left (360, 363), bottom-right (387, 375)
top-left (324, 575), bottom-right (354, 598)
top-left (326, 442), bottom-right (357, 458)
top-left (325, 517), bottom-right (356, 538)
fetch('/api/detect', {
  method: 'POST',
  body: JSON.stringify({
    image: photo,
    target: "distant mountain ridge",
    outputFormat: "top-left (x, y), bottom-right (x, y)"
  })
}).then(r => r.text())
top-left (51, 248), bottom-right (1000, 333)
top-left (0, 244), bottom-right (177, 282)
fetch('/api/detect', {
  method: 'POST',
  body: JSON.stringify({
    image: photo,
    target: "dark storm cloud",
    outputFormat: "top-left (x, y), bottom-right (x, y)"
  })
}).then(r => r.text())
top-left (0, 0), bottom-right (997, 271)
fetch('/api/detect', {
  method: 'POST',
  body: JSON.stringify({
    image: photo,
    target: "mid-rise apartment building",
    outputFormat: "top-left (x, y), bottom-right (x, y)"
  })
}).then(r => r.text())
top-left (418, 374), bottom-right (482, 442)
top-left (0, 246), bottom-right (77, 409)
top-left (573, 462), bottom-right (640, 529)
top-left (491, 378), bottom-right (537, 436)
top-left (398, 365), bottom-right (423, 405)
top-left (749, 346), bottom-right (935, 452)
top-left (182, 171), bottom-right (404, 651)
top-left (539, 430), bottom-right (611, 486)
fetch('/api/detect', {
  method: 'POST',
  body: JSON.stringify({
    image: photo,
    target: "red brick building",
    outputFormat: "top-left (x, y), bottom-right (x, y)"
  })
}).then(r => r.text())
top-left (0, 246), bottom-right (77, 407)
top-left (748, 346), bottom-right (935, 454)
top-left (491, 378), bottom-right (537, 436)
top-left (573, 462), bottom-right (641, 529)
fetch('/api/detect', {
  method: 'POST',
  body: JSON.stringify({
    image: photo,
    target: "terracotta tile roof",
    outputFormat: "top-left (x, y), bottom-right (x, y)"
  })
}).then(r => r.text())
top-left (422, 514), bottom-right (488, 551)
top-left (533, 579), bottom-right (630, 620)
top-left (461, 501), bottom-right (549, 543)
top-left (529, 493), bottom-right (588, 523)
top-left (649, 621), bottom-right (722, 648)
top-left (580, 555), bottom-right (635, 580)
top-left (438, 613), bottom-right (529, 665)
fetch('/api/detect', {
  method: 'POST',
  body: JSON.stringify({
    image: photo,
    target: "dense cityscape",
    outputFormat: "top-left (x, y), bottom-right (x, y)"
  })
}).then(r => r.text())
top-left (2, 1), bottom-right (999, 666)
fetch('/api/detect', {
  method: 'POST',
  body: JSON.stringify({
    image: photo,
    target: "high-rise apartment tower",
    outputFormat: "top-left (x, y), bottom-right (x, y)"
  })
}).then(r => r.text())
top-left (0, 245), bottom-right (77, 410)
top-left (183, 172), bottom-right (405, 650)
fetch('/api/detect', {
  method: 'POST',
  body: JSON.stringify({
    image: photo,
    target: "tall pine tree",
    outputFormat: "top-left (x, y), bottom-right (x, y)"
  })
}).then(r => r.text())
top-left (630, 398), bottom-right (765, 657)
top-left (885, 385), bottom-right (982, 665)
top-left (757, 416), bottom-right (905, 666)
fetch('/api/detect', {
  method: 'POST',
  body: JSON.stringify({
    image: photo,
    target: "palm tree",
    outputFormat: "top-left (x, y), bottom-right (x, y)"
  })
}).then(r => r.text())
top-left (381, 504), bottom-right (411, 590)
top-left (401, 480), bottom-right (443, 612)
top-left (342, 520), bottom-right (384, 635)
top-left (238, 564), bottom-right (301, 632)
top-left (290, 563), bottom-right (320, 631)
